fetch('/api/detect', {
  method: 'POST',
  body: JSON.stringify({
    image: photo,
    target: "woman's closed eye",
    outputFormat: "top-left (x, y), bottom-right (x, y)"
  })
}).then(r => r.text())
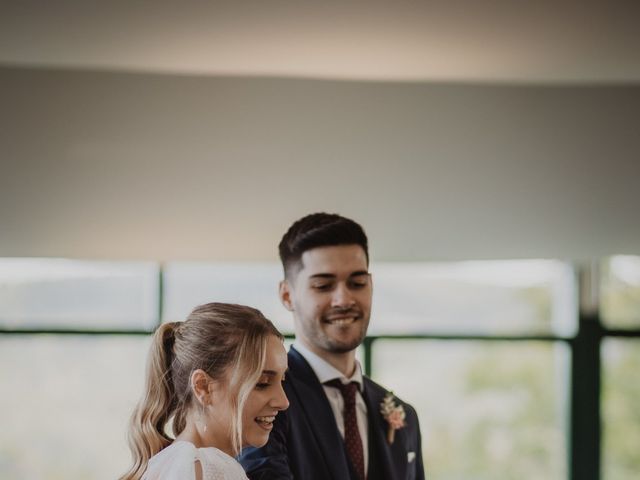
top-left (256, 371), bottom-right (286, 389)
top-left (255, 374), bottom-right (271, 390)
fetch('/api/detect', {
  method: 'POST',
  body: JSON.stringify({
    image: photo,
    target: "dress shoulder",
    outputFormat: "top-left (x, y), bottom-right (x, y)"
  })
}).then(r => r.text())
top-left (143, 441), bottom-right (248, 480)
top-left (198, 446), bottom-right (248, 480)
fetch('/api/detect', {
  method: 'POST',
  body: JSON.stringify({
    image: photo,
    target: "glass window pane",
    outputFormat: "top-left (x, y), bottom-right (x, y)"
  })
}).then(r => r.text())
top-left (0, 335), bottom-right (151, 480)
top-left (163, 262), bottom-right (293, 333)
top-left (0, 258), bottom-right (159, 330)
top-left (602, 338), bottom-right (640, 480)
top-left (600, 256), bottom-right (640, 329)
top-left (370, 260), bottom-right (577, 336)
top-left (372, 340), bottom-right (569, 480)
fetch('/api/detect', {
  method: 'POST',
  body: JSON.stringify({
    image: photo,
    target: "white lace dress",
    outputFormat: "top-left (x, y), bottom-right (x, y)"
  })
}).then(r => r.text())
top-left (142, 441), bottom-right (249, 480)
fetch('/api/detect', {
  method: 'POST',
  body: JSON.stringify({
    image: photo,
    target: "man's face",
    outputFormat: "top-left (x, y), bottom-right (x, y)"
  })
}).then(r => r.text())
top-left (281, 244), bottom-right (372, 355)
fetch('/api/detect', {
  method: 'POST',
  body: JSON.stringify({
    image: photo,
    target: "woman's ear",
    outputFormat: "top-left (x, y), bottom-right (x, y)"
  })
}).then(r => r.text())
top-left (190, 369), bottom-right (212, 405)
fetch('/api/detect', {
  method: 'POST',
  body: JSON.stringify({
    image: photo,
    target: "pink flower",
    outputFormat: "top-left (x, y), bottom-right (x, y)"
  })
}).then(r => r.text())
top-left (380, 392), bottom-right (406, 444)
top-left (386, 409), bottom-right (406, 430)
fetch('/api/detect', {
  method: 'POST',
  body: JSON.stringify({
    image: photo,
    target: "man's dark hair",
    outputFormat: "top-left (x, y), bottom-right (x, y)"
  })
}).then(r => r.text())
top-left (278, 212), bottom-right (369, 277)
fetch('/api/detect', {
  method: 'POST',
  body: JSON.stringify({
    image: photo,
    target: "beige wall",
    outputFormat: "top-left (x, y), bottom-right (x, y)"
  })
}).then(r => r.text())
top-left (1, 66), bottom-right (639, 261)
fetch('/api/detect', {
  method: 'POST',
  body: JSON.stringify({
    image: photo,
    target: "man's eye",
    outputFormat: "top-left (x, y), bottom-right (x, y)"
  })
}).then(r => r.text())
top-left (349, 281), bottom-right (368, 289)
top-left (312, 284), bottom-right (332, 291)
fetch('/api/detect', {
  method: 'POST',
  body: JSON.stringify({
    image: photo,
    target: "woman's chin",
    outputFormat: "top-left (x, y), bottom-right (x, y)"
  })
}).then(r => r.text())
top-left (243, 432), bottom-right (270, 449)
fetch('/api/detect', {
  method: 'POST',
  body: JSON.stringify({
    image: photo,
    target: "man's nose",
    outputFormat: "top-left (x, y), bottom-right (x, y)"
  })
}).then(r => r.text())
top-left (331, 283), bottom-right (355, 308)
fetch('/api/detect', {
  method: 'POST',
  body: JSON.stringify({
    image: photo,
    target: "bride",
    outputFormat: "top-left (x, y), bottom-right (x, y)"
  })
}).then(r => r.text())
top-left (120, 303), bottom-right (289, 480)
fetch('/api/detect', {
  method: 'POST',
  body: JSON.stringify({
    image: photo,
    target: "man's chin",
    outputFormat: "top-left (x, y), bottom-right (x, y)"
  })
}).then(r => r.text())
top-left (324, 337), bottom-right (364, 353)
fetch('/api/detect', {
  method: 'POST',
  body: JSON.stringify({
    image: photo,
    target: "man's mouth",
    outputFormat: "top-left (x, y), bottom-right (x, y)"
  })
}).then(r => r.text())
top-left (324, 315), bottom-right (359, 326)
top-left (255, 415), bottom-right (276, 430)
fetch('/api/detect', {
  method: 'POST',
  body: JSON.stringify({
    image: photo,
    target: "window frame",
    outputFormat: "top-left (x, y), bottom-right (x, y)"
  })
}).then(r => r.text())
top-left (1, 261), bottom-right (639, 480)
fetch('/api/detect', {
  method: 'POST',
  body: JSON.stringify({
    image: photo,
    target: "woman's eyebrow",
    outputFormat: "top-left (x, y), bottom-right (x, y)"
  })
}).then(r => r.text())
top-left (262, 368), bottom-right (287, 376)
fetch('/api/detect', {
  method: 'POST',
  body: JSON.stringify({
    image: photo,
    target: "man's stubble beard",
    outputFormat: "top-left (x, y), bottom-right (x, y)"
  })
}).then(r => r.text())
top-left (316, 318), bottom-right (369, 354)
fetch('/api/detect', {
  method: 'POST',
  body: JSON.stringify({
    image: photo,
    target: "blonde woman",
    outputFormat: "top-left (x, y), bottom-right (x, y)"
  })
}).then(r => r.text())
top-left (120, 303), bottom-right (289, 480)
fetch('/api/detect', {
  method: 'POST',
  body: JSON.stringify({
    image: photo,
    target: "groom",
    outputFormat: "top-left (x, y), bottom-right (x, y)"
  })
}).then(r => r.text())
top-left (240, 213), bottom-right (425, 480)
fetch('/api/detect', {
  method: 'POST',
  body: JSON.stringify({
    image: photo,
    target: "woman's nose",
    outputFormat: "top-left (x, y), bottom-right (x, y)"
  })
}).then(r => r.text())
top-left (272, 382), bottom-right (289, 411)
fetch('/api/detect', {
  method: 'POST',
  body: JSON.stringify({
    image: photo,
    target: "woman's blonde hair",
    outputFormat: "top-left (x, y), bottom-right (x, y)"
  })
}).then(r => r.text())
top-left (120, 302), bottom-right (283, 480)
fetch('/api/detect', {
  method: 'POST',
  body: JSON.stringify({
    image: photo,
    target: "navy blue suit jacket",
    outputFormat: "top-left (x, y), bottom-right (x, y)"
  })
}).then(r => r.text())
top-left (240, 347), bottom-right (425, 480)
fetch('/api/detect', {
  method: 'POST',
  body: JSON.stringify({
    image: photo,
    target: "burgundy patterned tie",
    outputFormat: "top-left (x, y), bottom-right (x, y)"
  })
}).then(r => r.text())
top-left (326, 379), bottom-right (366, 480)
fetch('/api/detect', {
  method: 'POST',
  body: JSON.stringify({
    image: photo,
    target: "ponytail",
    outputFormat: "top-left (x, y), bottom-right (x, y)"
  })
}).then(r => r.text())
top-left (120, 322), bottom-right (179, 480)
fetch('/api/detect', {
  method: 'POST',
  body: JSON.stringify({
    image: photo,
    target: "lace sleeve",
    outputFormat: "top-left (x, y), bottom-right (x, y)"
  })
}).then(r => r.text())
top-left (196, 448), bottom-right (249, 480)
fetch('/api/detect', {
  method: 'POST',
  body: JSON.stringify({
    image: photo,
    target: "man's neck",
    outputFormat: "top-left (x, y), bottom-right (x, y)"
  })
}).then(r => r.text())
top-left (300, 339), bottom-right (357, 378)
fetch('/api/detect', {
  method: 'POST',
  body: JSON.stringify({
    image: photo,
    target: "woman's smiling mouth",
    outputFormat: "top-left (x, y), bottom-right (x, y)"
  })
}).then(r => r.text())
top-left (255, 415), bottom-right (276, 430)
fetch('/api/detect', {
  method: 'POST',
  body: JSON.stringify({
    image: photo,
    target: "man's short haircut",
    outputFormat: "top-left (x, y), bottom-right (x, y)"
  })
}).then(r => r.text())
top-left (278, 212), bottom-right (369, 277)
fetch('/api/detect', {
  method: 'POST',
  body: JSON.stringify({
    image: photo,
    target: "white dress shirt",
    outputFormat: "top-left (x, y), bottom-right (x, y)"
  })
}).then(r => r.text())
top-left (292, 341), bottom-right (369, 474)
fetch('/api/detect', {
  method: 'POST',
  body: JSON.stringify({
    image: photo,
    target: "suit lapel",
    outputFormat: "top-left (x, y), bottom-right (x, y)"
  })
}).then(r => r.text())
top-left (363, 379), bottom-right (407, 480)
top-left (288, 347), bottom-right (352, 480)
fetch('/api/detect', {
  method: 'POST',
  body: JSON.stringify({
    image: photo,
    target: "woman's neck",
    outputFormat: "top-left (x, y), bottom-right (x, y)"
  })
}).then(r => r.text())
top-left (175, 420), bottom-right (234, 457)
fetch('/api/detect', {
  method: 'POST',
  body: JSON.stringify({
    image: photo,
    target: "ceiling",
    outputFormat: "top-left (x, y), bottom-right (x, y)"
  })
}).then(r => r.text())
top-left (1, 1), bottom-right (640, 84)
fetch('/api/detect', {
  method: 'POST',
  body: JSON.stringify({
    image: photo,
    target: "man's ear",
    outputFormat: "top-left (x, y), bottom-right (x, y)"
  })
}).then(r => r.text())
top-left (279, 279), bottom-right (294, 312)
top-left (190, 369), bottom-right (213, 405)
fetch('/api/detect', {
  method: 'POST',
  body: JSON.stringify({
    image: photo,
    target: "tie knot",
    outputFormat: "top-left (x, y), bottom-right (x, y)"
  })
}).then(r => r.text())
top-left (325, 379), bottom-right (359, 405)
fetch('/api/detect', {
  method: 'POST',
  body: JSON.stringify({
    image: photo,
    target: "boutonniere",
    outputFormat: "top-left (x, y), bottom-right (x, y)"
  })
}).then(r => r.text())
top-left (380, 392), bottom-right (406, 444)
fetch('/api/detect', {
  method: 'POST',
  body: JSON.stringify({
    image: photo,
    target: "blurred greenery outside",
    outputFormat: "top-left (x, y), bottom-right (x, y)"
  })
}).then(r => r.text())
top-left (373, 341), bottom-right (568, 480)
top-left (601, 259), bottom-right (640, 329)
top-left (599, 258), bottom-right (640, 479)
top-left (602, 340), bottom-right (640, 480)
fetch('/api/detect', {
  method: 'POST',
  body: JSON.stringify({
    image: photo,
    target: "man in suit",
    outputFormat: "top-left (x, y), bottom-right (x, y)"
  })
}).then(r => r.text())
top-left (240, 213), bottom-right (425, 480)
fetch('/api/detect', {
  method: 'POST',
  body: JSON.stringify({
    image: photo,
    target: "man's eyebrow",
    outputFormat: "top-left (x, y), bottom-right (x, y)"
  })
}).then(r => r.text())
top-left (308, 273), bottom-right (336, 280)
top-left (350, 271), bottom-right (370, 277)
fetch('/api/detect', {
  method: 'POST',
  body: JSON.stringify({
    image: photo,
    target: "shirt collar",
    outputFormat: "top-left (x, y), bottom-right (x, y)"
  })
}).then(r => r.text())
top-left (293, 340), bottom-right (364, 391)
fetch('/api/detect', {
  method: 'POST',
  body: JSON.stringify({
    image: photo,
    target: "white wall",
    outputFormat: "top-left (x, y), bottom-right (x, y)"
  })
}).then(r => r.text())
top-left (1, 67), bottom-right (639, 262)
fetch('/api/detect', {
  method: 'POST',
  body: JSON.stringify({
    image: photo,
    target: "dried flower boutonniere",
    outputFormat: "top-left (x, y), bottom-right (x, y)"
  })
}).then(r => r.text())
top-left (380, 392), bottom-right (406, 444)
